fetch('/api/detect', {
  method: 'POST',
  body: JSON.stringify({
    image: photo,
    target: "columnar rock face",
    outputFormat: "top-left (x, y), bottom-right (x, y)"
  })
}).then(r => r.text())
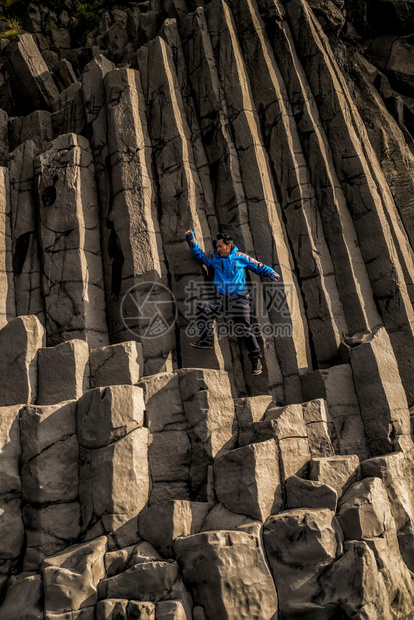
top-left (7, 140), bottom-right (44, 323)
top-left (0, 0), bottom-right (414, 617)
top-left (0, 167), bottom-right (15, 328)
top-left (5, 33), bottom-right (59, 113)
top-left (34, 133), bottom-right (108, 348)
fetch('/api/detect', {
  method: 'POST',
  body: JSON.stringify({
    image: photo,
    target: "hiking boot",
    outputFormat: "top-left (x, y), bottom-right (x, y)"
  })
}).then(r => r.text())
top-left (251, 357), bottom-right (263, 375)
top-left (190, 338), bottom-right (214, 349)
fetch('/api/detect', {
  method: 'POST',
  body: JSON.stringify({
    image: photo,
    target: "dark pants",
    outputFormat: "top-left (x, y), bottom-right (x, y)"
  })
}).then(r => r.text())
top-left (195, 291), bottom-right (262, 360)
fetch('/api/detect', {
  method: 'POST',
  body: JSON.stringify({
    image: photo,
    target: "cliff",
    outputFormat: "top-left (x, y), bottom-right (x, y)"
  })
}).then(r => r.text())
top-left (0, 0), bottom-right (413, 618)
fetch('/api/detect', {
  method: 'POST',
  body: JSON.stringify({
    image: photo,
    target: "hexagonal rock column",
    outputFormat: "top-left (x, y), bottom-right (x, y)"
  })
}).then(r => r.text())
top-left (213, 439), bottom-right (282, 521)
top-left (0, 110), bottom-right (8, 165)
top-left (137, 371), bottom-right (190, 503)
top-left (7, 140), bottom-right (45, 323)
top-left (102, 67), bottom-right (174, 374)
top-left (180, 5), bottom-right (310, 403)
top-left (234, 395), bottom-right (273, 447)
top-left (231, 0), bottom-right (349, 368)
top-left (341, 326), bottom-right (412, 455)
top-left (263, 509), bottom-right (343, 618)
top-left (0, 315), bottom-right (45, 406)
top-left (37, 339), bottom-right (90, 405)
top-left (253, 403), bottom-right (310, 482)
top-left (77, 385), bottom-right (149, 548)
top-left (90, 341), bottom-right (143, 388)
top-left (301, 399), bottom-right (334, 458)
top-left (174, 529), bottom-right (278, 619)
top-left (138, 500), bottom-right (209, 558)
top-left (301, 364), bottom-right (369, 459)
top-left (309, 455), bottom-right (359, 497)
top-left (0, 166), bottom-right (16, 329)
top-left (19, 400), bottom-right (80, 569)
top-left (0, 405), bottom-right (24, 586)
top-left (336, 476), bottom-right (414, 616)
top-left (34, 133), bottom-right (108, 349)
top-left (4, 34), bottom-right (59, 114)
top-left (285, 0), bottom-right (414, 406)
top-left (178, 368), bottom-right (237, 501)
top-left (136, 36), bottom-right (221, 371)
top-left (359, 452), bottom-right (414, 571)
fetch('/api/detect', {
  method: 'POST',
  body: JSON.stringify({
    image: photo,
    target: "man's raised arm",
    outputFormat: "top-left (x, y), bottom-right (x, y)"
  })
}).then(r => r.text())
top-left (242, 252), bottom-right (280, 281)
top-left (185, 230), bottom-right (213, 267)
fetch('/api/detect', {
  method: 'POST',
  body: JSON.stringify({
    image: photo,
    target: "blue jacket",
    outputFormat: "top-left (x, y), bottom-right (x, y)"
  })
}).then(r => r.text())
top-left (186, 231), bottom-right (280, 296)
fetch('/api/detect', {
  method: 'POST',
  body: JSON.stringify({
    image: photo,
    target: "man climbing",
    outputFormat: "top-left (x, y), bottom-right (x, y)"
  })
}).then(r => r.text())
top-left (185, 230), bottom-right (280, 376)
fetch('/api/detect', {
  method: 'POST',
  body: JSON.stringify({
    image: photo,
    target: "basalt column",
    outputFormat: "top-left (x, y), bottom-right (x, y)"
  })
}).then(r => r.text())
top-left (34, 133), bottom-right (108, 348)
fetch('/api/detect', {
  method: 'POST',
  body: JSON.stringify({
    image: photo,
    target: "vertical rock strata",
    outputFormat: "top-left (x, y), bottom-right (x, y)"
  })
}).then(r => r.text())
top-left (0, 0), bottom-right (413, 617)
top-left (34, 133), bottom-right (108, 348)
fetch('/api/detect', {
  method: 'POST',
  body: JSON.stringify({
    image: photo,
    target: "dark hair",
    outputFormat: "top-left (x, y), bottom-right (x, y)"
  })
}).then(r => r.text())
top-left (216, 232), bottom-right (233, 245)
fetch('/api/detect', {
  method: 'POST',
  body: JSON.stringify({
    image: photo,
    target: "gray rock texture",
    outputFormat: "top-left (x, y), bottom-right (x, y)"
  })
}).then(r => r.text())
top-left (0, 0), bottom-right (413, 617)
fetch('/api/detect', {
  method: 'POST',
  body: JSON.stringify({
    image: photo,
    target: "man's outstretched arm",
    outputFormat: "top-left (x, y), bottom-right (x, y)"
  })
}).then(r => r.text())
top-left (185, 230), bottom-right (213, 267)
top-left (238, 252), bottom-right (280, 280)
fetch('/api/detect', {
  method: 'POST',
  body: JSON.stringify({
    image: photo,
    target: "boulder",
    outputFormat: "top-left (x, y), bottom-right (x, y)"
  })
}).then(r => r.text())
top-left (98, 560), bottom-right (179, 602)
top-left (318, 540), bottom-right (391, 619)
top-left (21, 433), bottom-right (78, 504)
top-left (178, 368), bottom-right (236, 457)
top-left (337, 477), bottom-right (395, 540)
top-left (174, 529), bottom-right (278, 619)
top-left (42, 537), bottom-right (107, 615)
top-left (104, 542), bottom-right (161, 578)
top-left (156, 600), bottom-right (187, 620)
top-left (20, 110), bottom-right (53, 151)
top-left (148, 430), bottom-right (191, 490)
top-left (96, 599), bottom-right (156, 619)
top-left (52, 59), bottom-right (78, 90)
top-left (201, 503), bottom-right (256, 532)
top-left (213, 439), bottom-right (282, 521)
top-left (359, 452), bottom-right (414, 570)
top-left (285, 475), bottom-right (337, 511)
top-left (264, 509), bottom-right (342, 618)
top-left (309, 455), bottom-right (359, 496)
top-left (0, 572), bottom-right (43, 620)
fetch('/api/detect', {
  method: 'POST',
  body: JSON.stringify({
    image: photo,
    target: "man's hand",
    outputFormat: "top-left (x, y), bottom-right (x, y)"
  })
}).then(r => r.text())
top-left (185, 230), bottom-right (193, 237)
top-left (271, 274), bottom-right (280, 281)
